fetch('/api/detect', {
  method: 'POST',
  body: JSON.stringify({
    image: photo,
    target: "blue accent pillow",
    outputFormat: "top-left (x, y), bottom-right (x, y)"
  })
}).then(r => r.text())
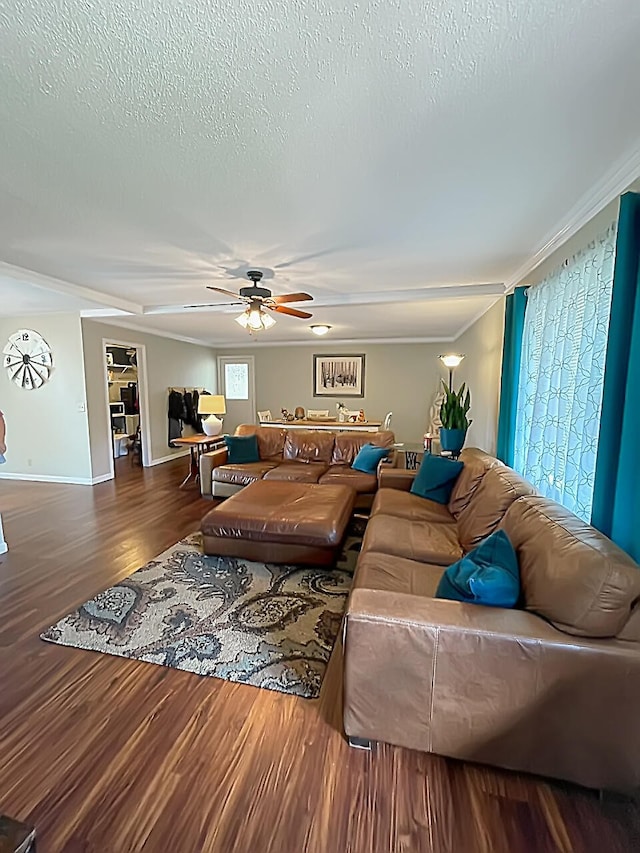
top-left (224, 434), bottom-right (260, 464)
top-left (435, 530), bottom-right (520, 608)
top-left (352, 443), bottom-right (390, 474)
top-left (410, 454), bottom-right (464, 504)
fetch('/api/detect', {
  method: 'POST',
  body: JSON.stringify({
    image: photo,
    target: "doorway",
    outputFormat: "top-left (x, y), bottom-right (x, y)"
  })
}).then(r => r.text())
top-left (218, 355), bottom-right (256, 433)
top-left (103, 338), bottom-right (151, 478)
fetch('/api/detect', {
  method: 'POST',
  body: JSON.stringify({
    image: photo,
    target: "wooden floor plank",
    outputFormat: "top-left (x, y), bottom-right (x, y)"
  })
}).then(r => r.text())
top-left (0, 457), bottom-right (638, 852)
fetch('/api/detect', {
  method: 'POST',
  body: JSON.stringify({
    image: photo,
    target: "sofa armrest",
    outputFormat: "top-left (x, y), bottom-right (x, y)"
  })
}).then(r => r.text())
top-left (377, 467), bottom-right (417, 491)
top-left (199, 448), bottom-right (229, 497)
top-left (344, 589), bottom-right (640, 790)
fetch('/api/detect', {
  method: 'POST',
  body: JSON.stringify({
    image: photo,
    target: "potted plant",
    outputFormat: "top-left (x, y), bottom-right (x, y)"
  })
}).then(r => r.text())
top-left (439, 381), bottom-right (472, 456)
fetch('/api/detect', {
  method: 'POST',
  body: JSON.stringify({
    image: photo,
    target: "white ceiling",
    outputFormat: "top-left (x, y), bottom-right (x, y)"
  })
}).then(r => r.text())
top-left (1, 0), bottom-right (640, 345)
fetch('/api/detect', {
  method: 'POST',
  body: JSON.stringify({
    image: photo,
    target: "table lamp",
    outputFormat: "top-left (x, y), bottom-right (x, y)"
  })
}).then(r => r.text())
top-left (198, 395), bottom-right (227, 436)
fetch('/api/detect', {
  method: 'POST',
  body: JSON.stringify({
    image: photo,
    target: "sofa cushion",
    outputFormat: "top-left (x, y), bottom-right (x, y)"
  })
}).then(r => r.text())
top-left (457, 466), bottom-right (536, 552)
top-left (224, 434), bottom-right (259, 464)
top-left (263, 461), bottom-right (329, 483)
top-left (372, 488), bottom-right (456, 524)
top-left (361, 515), bottom-right (463, 566)
top-left (501, 496), bottom-right (640, 638)
top-left (448, 447), bottom-right (504, 518)
top-left (353, 551), bottom-right (445, 597)
top-left (235, 424), bottom-right (287, 460)
top-left (410, 454), bottom-right (464, 504)
top-left (212, 461), bottom-right (278, 487)
top-left (318, 465), bottom-right (377, 493)
top-left (352, 444), bottom-right (390, 474)
top-left (435, 529), bottom-right (520, 608)
top-left (331, 430), bottom-right (395, 465)
top-left (283, 430), bottom-right (335, 463)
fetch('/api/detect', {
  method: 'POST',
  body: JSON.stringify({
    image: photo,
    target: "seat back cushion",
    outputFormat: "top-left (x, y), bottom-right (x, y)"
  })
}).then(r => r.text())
top-left (235, 424), bottom-right (287, 460)
top-left (284, 429), bottom-right (335, 463)
top-left (410, 454), bottom-right (464, 504)
top-left (448, 447), bottom-right (504, 518)
top-left (457, 465), bottom-right (536, 551)
top-left (435, 529), bottom-right (520, 608)
top-left (501, 496), bottom-right (640, 637)
top-left (331, 430), bottom-right (395, 465)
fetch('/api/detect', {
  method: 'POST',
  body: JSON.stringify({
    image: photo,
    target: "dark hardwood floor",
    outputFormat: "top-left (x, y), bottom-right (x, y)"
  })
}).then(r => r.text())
top-left (0, 458), bottom-right (639, 852)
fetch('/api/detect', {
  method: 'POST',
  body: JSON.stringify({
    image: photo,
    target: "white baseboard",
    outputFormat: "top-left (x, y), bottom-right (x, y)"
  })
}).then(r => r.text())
top-left (148, 450), bottom-right (190, 467)
top-left (0, 472), bottom-right (95, 485)
top-left (91, 473), bottom-right (114, 485)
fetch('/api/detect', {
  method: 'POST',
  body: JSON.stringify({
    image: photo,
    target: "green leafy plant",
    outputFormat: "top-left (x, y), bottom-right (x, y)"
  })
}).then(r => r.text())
top-left (439, 381), bottom-right (472, 430)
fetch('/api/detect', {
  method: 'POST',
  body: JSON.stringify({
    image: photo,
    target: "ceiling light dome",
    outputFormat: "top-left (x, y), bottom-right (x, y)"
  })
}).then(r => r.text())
top-left (310, 324), bottom-right (332, 336)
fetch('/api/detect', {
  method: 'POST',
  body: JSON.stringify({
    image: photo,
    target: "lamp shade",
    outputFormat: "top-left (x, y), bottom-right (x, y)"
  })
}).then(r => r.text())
top-left (198, 395), bottom-right (226, 415)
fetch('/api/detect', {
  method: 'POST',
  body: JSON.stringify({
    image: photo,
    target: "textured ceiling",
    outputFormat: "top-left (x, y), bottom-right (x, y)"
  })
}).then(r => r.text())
top-left (1, 0), bottom-right (640, 344)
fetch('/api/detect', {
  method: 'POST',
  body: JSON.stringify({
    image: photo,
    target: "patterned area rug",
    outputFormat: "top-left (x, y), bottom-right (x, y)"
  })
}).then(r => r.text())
top-left (41, 518), bottom-right (366, 699)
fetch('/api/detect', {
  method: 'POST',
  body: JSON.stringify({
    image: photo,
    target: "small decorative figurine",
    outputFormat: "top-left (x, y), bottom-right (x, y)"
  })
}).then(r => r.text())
top-left (294, 406), bottom-right (305, 420)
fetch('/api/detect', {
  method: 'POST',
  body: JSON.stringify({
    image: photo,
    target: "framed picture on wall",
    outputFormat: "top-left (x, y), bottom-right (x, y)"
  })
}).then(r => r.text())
top-left (313, 354), bottom-right (365, 397)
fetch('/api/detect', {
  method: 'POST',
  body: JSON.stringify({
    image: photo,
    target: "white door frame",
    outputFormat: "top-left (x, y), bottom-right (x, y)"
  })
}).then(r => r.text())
top-left (102, 337), bottom-right (152, 479)
top-left (217, 355), bottom-right (257, 427)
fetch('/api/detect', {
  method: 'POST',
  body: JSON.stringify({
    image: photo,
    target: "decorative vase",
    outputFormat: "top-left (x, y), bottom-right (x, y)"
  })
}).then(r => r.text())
top-left (439, 427), bottom-right (467, 456)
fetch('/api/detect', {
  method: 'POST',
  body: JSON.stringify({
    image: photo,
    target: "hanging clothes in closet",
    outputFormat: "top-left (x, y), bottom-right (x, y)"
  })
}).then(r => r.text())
top-left (168, 389), bottom-right (184, 446)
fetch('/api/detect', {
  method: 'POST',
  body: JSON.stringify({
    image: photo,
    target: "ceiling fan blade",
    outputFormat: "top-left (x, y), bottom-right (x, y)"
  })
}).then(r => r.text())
top-left (270, 305), bottom-right (313, 319)
top-left (206, 286), bottom-right (244, 299)
top-left (270, 292), bottom-right (314, 304)
top-left (184, 301), bottom-right (244, 308)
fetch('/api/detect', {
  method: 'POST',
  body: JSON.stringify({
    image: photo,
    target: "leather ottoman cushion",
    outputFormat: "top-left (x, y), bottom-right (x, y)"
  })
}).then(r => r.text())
top-left (361, 515), bottom-right (463, 566)
top-left (319, 465), bottom-right (378, 493)
top-left (372, 488), bottom-right (456, 524)
top-left (353, 551), bottom-right (445, 597)
top-left (202, 480), bottom-right (356, 547)
top-left (263, 461), bottom-right (329, 482)
top-left (212, 461), bottom-right (278, 486)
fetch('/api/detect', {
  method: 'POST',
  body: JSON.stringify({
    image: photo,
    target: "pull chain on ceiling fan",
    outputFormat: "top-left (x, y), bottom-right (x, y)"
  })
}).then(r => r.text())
top-left (205, 270), bottom-right (314, 332)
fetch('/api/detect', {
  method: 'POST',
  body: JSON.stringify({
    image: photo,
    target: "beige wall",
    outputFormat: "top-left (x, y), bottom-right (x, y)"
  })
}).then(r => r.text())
top-left (218, 309), bottom-right (506, 451)
top-left (81, 320), bottom-right (217, 478)
top-left (0, 313), bottom-right (93, 482)
top-left (454, 299), bottom-right (505, 454)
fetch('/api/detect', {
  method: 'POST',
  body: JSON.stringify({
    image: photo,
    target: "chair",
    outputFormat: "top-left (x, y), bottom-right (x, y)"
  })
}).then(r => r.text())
top-left (383, 412), bottom-right (393, 430)
top-left (257, 410), bottom-right (272, 422)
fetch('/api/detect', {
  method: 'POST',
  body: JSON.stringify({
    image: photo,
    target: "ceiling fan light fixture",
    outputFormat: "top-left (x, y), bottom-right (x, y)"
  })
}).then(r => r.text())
top-left (310, 324), bottom-right (332, 336)
top-left (235, 306), bottom-right (276, 331)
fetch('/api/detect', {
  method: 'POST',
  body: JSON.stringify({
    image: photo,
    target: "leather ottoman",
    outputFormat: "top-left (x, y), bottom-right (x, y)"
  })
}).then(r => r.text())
top-left (201, 480), bottom-right (356, 565)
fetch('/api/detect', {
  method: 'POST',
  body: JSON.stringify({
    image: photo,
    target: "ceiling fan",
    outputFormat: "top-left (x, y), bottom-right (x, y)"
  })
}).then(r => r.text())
top-left (203, 269), bottom-right (314, 332)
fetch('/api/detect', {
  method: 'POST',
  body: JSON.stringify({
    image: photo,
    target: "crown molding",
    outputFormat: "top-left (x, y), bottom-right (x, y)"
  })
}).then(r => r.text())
top-left (215, 335), bottom-right (454, 349)
top-left (504, 142), bottom-right (640, 292)
top-left (81, 316), bottom-right (216, 349)
top-left (0, 262), bottom-right (144, 314)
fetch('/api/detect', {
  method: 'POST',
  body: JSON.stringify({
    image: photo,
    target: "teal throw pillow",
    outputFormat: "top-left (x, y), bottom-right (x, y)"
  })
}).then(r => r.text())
top-left (410, 454), bottom-right (464, 504)
top-left (352, 443), bottom-right (390, 474)
top-left (224, 434), bottom-right (260, 464)
top-left (435, 529), bottom-right (520, 608)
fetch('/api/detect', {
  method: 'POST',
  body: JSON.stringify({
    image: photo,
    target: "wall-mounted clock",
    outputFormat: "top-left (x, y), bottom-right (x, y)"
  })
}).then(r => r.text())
top-left (3, 329), bottom-right (54, 390)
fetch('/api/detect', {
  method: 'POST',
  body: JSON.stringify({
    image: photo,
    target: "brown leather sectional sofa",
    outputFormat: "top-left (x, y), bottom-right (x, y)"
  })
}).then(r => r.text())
top-left (199, 424), bottom-right (395, 506)
top-left (343, 448), bottom-right (640, 792)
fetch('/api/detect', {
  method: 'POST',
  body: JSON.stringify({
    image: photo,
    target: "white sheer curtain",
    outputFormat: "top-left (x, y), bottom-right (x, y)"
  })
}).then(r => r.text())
top-left (513, 224), bottom-right (617, 521)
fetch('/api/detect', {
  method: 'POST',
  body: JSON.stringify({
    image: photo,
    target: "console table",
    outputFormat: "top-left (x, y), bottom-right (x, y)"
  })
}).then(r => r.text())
top-left (171, 434), bottom-right (226, 488)
top-left (259, 419), bottom-right (383, 433)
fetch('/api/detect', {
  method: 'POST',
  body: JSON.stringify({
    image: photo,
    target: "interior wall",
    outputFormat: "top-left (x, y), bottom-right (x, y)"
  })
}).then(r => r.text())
top-left (218, 323), bottom-right (505, 449)
top-left (0, 313), bottom-right (93, 482)
top-left (454, 299), bottom-right (505, 454)
top-left (81, 320), bottom-right (217, 478)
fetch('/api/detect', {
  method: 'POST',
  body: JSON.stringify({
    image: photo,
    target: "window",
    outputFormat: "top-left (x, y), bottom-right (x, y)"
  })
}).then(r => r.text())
top-left (513, 224), bottom-right (616, 521)
top-left (224, 363), bottom-right (249, 400)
